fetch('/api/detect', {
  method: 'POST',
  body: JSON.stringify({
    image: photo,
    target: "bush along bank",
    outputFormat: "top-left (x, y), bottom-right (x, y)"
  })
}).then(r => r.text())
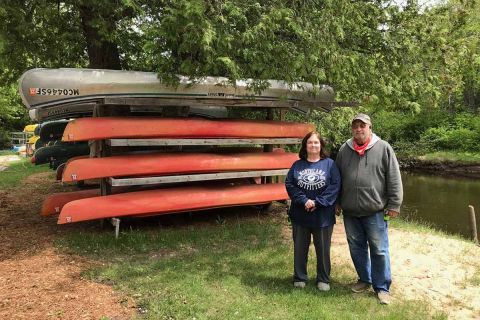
top-left (367, 110), bottom-right (480, 178)
top-left (373, 110), bottom-right (480, 156)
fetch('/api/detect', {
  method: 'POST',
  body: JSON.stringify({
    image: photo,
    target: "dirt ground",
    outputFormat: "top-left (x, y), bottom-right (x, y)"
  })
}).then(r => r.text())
top-left (1, 168), bottom-right (480, 319)
top-left (0, 171), bottom-right (136, 320)
top-left (330, 221), bottom-right (480, 319)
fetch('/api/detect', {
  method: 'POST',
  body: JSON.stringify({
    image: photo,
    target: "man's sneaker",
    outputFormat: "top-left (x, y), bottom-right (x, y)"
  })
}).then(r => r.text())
top-left (377, 291), bottom-right (391, 305)
top-left (351, 281), bottom-right (370, 293)
top-left (293, 281), bottom-right (306, 288)
top-left (317, 282), bottom-right (330, 291)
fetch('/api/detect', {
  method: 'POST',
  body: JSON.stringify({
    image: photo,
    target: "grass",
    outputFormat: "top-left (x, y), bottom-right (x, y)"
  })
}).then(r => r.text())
top-left (418, 151), bottom-right (480, 164)
top-left (389, 216), bottom-right (468, 242)
top-left (470, 269), bottom-right (480, 286)
top-left (456, 246), bottom-right (480, 287)
top-left (2, 146), bottom-right (475, 319)
top-left (0, 157), bottom-right (456, 319)
top-left (0, 156), bottom-right (50, 189)
top-left (57, 213), bottom-right (446, 320)
top-left (0, 149), bottom-right (16, 156)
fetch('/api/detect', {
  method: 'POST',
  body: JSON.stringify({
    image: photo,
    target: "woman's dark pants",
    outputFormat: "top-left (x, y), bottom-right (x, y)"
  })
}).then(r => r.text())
top-left (292, 223), bottom-right (334, 284)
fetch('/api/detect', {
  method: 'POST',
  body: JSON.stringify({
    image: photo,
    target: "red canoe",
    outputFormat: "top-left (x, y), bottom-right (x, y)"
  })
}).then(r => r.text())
top-left (58, 183), bottom-right (288, 224)
top-left (62, 152), bottom-right (298, 182)
top-left (62, 117), bottom-right (315, 142)
top-left (55, 163), bottom-right (66, 181)
top-left (41, 189), bottom-right (100, 216)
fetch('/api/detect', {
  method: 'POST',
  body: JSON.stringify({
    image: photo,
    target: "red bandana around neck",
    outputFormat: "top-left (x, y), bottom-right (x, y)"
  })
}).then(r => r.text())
top-left (353, 136), bottom-right (371, 156)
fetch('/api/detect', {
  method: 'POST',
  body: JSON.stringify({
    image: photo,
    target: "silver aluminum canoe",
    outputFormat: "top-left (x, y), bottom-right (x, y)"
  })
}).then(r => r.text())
top-left (19, 68), bottom-right (335, 121)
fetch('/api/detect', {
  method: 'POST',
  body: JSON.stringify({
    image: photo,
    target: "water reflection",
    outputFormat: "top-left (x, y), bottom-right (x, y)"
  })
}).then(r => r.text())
top-left (401, 172), bottom-right (480, 238)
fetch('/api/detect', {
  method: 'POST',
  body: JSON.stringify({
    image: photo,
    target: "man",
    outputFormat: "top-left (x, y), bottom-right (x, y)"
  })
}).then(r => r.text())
top-left (335, 113), bottom-right (403, 305)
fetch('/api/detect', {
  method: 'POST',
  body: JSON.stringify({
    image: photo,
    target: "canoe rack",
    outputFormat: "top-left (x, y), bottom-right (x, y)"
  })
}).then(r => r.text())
top-left (87, 108), bottom-right (295, 238)
top-left (56, 101), bottom-right (340, 238)
top-left (22, 69), bottom-right (357, 237)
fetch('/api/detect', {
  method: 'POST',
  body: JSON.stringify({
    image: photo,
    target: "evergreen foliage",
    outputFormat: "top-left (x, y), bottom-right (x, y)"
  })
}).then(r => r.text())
top-left (0, 0), bottom-right (478, 154)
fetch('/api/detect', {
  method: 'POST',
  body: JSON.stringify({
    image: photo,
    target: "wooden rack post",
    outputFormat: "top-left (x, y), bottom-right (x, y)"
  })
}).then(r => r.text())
top-left (468, 205), bottom-right (479, 245)
top-left (264, 108), bottom-right (275, 184)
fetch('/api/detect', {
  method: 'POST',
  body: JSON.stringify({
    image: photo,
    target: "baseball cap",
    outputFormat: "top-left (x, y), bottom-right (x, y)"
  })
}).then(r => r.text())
top-left (352, 113), bottom-right (371, 126)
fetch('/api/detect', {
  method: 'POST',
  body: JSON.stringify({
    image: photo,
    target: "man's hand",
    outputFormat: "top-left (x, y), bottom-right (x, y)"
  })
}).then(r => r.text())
top-left (335, 204), bottom-right (342, 216)
top-left (305, 199), bottom-right (316, 212)
top-left (385, 210), bottom-right (399, 218)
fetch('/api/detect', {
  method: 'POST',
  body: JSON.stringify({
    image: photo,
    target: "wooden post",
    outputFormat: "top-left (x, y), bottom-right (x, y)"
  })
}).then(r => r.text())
top-left (264, 108), bottom-right (275, 184)
top-left (93, 104), bottom-right (114, 231)
top-left (278, 109), bottom-right (288, 184)
top-left (98, 105), bottom-right (112, 197)
top-left (468, 205), bottom-right (478, 245)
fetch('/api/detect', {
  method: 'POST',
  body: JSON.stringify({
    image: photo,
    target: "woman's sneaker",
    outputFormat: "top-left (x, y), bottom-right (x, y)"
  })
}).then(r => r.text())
top-left (317, 282), bottom-right (330, 291)
top-left (293, 281), bottom-right (306, 288)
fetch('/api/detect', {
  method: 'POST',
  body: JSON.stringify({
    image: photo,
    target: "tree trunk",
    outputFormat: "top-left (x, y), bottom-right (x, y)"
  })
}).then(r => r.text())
top-left (77, 4), bottom-right (121, 70)
top-left (463, 84), bottom-right (479, 113)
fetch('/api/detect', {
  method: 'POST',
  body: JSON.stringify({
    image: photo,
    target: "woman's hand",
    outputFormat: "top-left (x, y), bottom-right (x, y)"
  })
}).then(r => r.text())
top-left (305, 199), bottom-right (316, 212)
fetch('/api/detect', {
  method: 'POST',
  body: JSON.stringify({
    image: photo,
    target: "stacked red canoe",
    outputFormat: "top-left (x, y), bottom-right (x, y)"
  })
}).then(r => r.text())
top-left (41, 117), bottom-right (313, 224)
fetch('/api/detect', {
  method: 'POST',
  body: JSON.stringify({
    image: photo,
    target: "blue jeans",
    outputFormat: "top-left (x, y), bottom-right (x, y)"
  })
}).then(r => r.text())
top-left (343, 212), bottom-right (391, 292)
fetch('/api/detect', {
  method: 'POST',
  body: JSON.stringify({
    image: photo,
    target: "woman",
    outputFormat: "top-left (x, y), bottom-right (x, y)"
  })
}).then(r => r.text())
top-left (285, 131), bottom-right (341, 291)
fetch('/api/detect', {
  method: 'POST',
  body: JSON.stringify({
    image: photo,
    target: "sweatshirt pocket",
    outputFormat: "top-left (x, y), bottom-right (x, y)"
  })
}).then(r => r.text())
top-left (357, 187), bottom-right (384, 213)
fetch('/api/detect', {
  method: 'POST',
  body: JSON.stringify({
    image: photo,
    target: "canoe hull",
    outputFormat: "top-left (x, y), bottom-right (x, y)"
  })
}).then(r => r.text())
top-left (39, 120), bottom-right (70, 141)
top-left (62, 117), bottom-right (315, 142)
top-left (33, 142), bottom-right (90, 165)
top-left (58, 183), bottom-right (288, 224)
top-left (41, 189), bottom-right (100, 216)
top-left (62, 152), bottom-right (298, 182)
top-left (19, 68), bottom-right (334, 110)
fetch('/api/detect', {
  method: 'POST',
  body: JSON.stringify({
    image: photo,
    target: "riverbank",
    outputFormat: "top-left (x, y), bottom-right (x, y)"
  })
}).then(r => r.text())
top-left (399, 152), bottom-right (480, 179)
top-left (1, 159), bottom-right (479, 318)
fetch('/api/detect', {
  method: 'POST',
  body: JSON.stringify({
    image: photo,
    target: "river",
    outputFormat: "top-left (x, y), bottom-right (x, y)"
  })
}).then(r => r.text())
top-left (401, 172), bottom-right (480, 238)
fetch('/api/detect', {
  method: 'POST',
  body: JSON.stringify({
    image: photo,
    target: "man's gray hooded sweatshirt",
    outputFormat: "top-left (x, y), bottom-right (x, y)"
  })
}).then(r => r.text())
top-left (335, 133), bottom-right (403, 217)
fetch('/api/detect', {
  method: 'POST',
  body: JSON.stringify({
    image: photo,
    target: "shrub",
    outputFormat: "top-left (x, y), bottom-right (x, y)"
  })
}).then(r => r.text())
top-left (0, 128), bottom-right (11, 149)
top-left (419, 127), bottom-right (480, 151)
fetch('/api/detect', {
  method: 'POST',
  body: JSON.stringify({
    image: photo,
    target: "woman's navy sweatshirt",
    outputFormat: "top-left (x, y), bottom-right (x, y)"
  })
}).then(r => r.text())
top-left (285, 158), bottom-right (341, 228)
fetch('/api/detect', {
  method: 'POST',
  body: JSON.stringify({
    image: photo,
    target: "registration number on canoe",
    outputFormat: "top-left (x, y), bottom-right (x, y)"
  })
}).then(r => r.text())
top-left (29, 88), bottom-right (80, 96)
